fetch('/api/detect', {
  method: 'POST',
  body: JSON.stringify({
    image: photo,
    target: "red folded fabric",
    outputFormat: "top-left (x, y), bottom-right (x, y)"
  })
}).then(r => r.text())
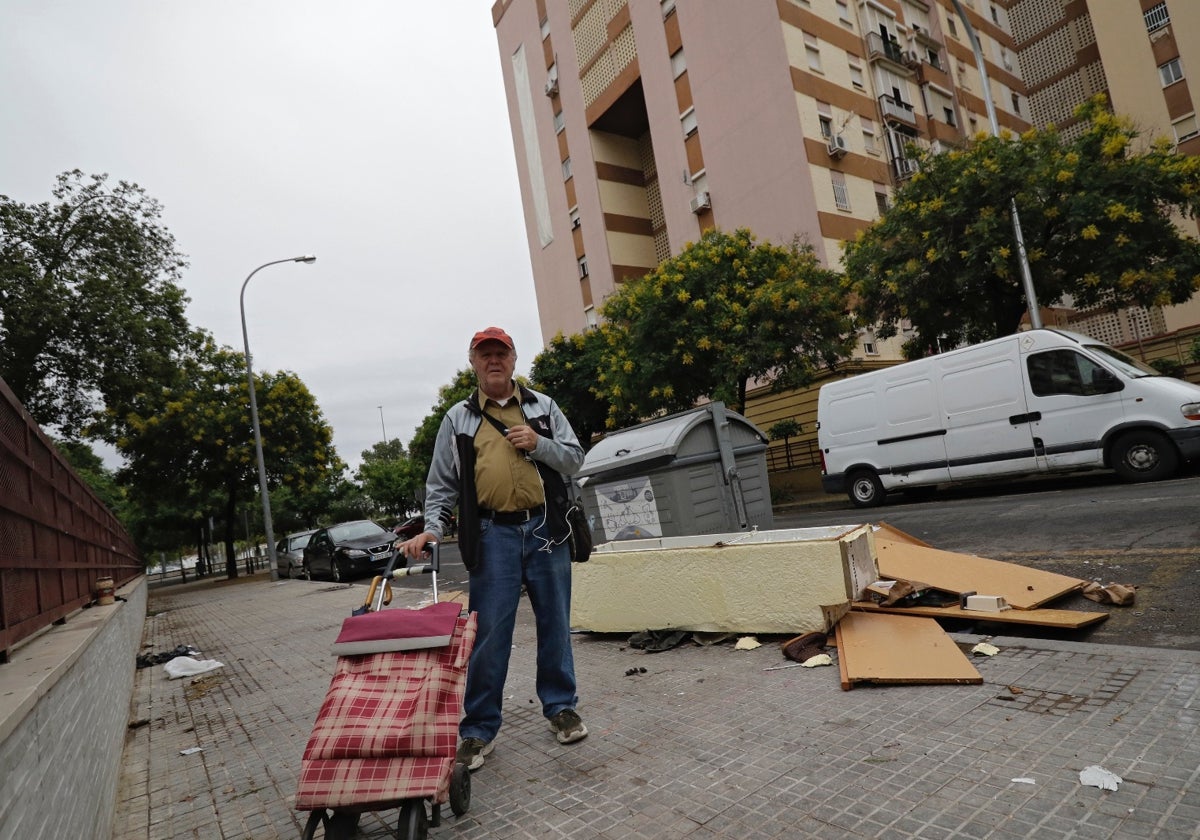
top-left (331, 601), bottom-right (462, 655)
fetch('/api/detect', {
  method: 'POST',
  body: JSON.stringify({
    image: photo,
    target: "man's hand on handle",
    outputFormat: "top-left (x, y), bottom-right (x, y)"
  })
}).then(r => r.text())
top-left (396, 531), bottom-right (437, 561)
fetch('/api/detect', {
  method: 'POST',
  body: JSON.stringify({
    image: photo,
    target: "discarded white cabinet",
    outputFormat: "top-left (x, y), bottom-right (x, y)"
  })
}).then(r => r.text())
top-left (570, 525), bottom-right (878, 634)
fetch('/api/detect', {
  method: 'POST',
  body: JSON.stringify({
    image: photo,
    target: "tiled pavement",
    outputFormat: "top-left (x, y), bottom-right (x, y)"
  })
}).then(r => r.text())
top-left (114, 569), bottom-right (1200, 839)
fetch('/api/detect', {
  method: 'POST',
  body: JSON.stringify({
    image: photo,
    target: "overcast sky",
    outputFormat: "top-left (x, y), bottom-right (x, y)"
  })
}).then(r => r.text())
top-left (1, 1), bottom-right (543, 471)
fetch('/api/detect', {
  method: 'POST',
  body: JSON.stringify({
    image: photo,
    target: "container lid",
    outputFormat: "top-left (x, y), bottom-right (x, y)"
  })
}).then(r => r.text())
top-left (577, 403), bottom-right (767, 481)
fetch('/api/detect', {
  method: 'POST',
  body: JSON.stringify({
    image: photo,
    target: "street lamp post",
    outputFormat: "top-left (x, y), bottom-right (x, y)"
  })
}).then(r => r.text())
top-left (378, 405), bottom-right (388, 444)
top-left (240, 255), bottom-right (316, 581)
top-left (949, 0), bottom-right (1042, 330)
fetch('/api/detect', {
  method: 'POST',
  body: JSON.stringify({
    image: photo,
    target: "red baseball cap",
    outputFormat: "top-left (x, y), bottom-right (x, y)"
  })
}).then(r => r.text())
top-left (469, 326), bottom-right (515, 351)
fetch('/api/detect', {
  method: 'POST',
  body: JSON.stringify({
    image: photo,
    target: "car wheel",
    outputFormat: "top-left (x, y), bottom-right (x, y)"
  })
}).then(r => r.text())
top-left (332, 560), bottom-right (345, 583)
top-left (1111, 430), bottom-right (1178, 482)
top-left (848, 469), bottom-right (886, 508)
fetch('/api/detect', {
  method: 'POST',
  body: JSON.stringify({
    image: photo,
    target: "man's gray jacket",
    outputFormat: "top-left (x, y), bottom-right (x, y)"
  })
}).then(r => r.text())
top-left (422, 384), bottom-right (585, 570)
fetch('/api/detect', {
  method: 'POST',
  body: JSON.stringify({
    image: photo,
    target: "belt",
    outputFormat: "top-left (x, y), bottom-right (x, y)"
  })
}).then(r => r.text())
top-left (478, 504), bottom-right (545, 525)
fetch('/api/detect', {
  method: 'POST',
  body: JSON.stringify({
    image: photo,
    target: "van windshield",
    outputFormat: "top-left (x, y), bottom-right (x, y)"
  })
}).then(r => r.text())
top-left (1086, 344), bottom-right (1159, 378)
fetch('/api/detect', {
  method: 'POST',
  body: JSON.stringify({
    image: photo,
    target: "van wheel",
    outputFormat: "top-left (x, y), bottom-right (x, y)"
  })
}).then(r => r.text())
top-left (848, 470), bottom-right (886, 508)
top-left (1111, 431), bottom-right (1178, 482)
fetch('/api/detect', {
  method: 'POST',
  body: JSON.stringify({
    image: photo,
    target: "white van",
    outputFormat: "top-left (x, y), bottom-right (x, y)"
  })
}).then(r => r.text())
top-left (817, 329), bottom-right (1200, 507)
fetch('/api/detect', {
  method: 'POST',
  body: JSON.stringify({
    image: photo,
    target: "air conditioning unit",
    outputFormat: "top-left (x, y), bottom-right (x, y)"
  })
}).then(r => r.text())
top-left (904, 49), bottom-right (921, 66)
top-left (827, 134), bottom-right (849, 158)
top-left (895, 158), bottom-right (920, 179)
top-left (544, 76), bottom-right (559, 96)
top-left (689, 191), bottom-right (711, 213)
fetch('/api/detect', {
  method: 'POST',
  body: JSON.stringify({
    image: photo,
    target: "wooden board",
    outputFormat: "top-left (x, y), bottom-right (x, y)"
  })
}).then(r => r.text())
top-left (851, 601), bottom-right (1108, 629)
top-left (834, 611), bottom-right (982, 690)
top-left (875, 538), bottom-right (1085, 610)
top-left (872, 522), bottom-right (932, 547)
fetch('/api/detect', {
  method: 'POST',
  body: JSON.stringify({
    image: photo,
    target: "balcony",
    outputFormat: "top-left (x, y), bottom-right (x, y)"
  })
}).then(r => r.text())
top-left (866, 31), bottom-right (914, 72)
top-left (879, 93), bottom-right (917, 127)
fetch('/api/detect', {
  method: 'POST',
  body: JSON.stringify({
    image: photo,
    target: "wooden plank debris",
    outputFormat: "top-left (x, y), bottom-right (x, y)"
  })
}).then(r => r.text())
top-left (850, 600), bottom-right (1108, 629)
top-left (874, 538), bottom-right (1085, 610)
top-left (834, 611), bottom-right (982, 690)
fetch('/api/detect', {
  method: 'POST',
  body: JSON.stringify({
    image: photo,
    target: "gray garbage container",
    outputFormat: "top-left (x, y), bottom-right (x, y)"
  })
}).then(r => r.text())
top-left (574, 402), bottom-right (773, 543)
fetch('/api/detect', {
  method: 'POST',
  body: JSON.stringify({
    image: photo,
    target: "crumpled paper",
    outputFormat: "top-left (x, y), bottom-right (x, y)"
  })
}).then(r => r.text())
top-left (1079, 765), bottom-right (1122, 791)
top-left (164, 657), bottom-right (225, 680)
top-left (1080, 582), bottom-right (1136, 606)
top-left (734, 636), bottom-right (762, 651)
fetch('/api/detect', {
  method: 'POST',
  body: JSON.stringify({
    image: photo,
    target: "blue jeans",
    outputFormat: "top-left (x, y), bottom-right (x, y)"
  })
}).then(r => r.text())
top-left (460, 515), bottom-right (578, 743)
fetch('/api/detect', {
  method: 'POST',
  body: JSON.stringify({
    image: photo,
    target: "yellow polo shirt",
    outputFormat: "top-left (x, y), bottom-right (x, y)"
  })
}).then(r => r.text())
top-left (474, 388), bottom-right (544, 512)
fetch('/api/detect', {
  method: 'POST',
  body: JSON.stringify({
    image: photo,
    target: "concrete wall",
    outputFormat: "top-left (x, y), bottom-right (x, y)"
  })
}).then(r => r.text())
top-left (0, 578), bottom-right (146, 840)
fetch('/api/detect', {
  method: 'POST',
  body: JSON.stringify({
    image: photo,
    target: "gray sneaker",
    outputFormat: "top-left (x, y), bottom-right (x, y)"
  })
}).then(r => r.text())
top-left (549, 709), bottom-right (588, 744)
top-left (456, 737), bottom-right (494, 771)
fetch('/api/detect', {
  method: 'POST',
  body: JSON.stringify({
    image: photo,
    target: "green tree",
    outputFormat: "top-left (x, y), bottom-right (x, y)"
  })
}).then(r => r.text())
top-left (843, 96), bottom-right (1200, 357)
top-left (406, 367), bottom-right (479, 481)
top-left (115, 335), bottom-right (341, 577)
top-left (355, 438), bottom-right (423, 520)
top-left (598, 228), bottom-right (853, 422)
top-left (0, 171), bottom-right (191, 435)
top-left (530, 329), bottom-right (625, 449)
top-left (766, 418), bottom-right (803, 470)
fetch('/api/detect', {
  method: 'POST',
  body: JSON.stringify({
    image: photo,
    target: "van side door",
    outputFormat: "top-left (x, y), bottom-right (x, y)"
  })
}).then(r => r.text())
top-left (1023, 349), bottom-right (1124, 470)
top-left (941, 343), bottom-right (1040, 480)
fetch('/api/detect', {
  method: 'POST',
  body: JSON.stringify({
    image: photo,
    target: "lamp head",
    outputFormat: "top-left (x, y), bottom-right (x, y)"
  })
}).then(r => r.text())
top-left (294, 254), bottom-right (317, 264)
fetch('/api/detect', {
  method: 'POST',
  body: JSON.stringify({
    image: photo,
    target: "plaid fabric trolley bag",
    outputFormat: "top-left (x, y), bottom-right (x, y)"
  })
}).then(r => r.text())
top-left (295, 544), bottom-right (476, 840)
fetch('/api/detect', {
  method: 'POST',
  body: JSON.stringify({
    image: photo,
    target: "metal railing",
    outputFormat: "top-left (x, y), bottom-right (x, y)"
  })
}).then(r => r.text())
top-left (765, 439), bottom-right (822, 473)
top-left (0, 377), bottom-right (140, 662)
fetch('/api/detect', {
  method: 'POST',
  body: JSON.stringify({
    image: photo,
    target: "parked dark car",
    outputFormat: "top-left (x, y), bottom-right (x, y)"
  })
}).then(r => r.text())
top-left (275, 529), bottom-right (316, 579)
top-left (392, 515), bottom-right (426, 540)
top-left (302, 520), bottom-right (397, 582)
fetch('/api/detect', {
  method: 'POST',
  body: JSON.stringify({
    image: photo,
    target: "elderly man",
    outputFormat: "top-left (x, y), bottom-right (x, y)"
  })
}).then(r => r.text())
top-left (397, 326), bottom-right (587, 771)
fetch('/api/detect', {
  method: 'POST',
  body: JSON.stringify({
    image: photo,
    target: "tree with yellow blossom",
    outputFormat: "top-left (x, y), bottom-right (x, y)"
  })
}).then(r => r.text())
top-left (843, 95), bottom-right (1200, 358)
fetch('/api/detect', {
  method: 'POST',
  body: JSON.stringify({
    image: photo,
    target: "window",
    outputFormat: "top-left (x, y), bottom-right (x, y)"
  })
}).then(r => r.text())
top-left (585, 306), bottom-right (598, 328)
top-left (1160, 58), bottom-right (1184, 86)
top-left (849, 60), bottom-right (865, 89)
top-left (681, 107), bottom-right (698, 137)
top-left (861, 117), bottom-right (879, 153)
top-left (804, 32), bottom-right (822, 72)
top-left (569, 206), bottom-right (581, 229)
top-left (578, 255), bottom-right (589, 278)
top-left (1011, 92), bottom-right (1021, 115)
top-left (670, 48), bottom-right (686, 79)
top-left (1144, 3), bottom-right (1169, 33)
top-left (874, 185), bottom-right (890, 215)
top-left (1173, 114), bottom-right (1199, 143)
top-left (831, 171), bottom-right (851, 211)
top-left (553, 109), bottom-right (565, 133)
top-left (561, 157), bottom-right (572, 180)
top-left (819, 115), bottom-right (833, 139)
top-left (540, 17), bottom-right (550, 39)
top-left (1027, 351), bottom-right (1115, 397)
top-left (990, 5), bottom-right (999, 24)
top-left (947, 16), bottom-right (957, 38)
top-left (943, 106), bottom-right (956, 126)
top-left (661, 0), bottom-right (676, 17)
top-left (863, 340), bottom-right (878, 356)
top-left (836, 0), bottom-right (852, 24)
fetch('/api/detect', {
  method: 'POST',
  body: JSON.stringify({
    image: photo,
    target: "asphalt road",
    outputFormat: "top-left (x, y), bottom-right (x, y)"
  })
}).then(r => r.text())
top-left (384, 472), bottom-right (1200, 651)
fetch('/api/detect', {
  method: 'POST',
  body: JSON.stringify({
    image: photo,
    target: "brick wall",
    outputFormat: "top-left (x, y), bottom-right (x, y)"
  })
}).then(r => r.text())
top-left (0, 579), bottom-right (146, 840)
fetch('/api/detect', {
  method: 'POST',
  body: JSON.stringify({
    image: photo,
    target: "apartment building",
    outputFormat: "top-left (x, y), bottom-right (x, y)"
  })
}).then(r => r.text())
top-left (491, 0), bottom-right (1031, 358)
top-left (1005, 0), bottom-right (1200, 334)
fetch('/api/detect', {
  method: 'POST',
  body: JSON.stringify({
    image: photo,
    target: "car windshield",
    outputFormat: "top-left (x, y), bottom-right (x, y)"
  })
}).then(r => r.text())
top-left (1085, 344), bottom-right (1159, 378)
top-left (328, 521), bottom-right (387, 542)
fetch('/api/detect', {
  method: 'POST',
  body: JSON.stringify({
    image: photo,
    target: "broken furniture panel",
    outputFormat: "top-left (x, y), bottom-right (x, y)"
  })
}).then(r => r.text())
top-left (874, 538), bottom-right (1085, 610)
top-left (834, 611), bottom-right (982, 690)
top-left (571, 525), bottom-right (878, 634)
top-left (850, 601), bottom-right (1108, 629)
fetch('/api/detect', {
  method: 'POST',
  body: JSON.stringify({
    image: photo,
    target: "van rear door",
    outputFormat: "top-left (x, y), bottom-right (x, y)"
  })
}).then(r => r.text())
top-left (939, 340), bottom-right (1040, 479)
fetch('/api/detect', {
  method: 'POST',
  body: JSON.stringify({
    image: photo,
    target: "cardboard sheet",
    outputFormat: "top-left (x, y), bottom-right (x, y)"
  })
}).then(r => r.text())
top-left (850, 601), bottom-right (1108, 629)
top-left (874, 538), bottom-right (1085, 610)
top-left (834, 611), bottom-right (982, 690)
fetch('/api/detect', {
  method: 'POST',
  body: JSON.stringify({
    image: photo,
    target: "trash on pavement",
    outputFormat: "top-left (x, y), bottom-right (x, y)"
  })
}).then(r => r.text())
top-left (1010, 777), bottom-right (1036, 785)
top-left (1079, 765), bottom-right (1122, 791)
top-left (179, 747), bottom-right (204, 756)
top-left (971, 642), bottom-right (1000, 656)
top-left (834, 611), bottom-right (981, 690)
top-left (960, 594), bottom-right (1011, 612)
top-left (628, 629), bottom-right (690, 652)
top-left (734, 636), bottom-right (761, 650)
top-left (799, 654), bottom-right (832, 668)
top-left (1080, 581), bottom-right (1136, 606)
top-left (164, 657), bottom-right (225, 680)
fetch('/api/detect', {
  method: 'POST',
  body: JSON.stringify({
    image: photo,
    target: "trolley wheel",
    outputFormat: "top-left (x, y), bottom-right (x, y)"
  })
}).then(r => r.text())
top-left (300, 809), bottom-right (360, 840)
top-left (397, 799), bottom-right (429, 840)
top-left (449, 761), bottom-right (472, 816)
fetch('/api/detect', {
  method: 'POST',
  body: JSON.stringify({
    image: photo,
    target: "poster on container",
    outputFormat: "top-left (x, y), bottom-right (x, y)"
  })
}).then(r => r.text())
top-left (594, 476), bottom-right (661, 540)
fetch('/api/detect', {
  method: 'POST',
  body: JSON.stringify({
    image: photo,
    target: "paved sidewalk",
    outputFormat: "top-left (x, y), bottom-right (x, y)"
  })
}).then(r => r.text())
top-left (115, 568), bottom-right (1200, 839)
